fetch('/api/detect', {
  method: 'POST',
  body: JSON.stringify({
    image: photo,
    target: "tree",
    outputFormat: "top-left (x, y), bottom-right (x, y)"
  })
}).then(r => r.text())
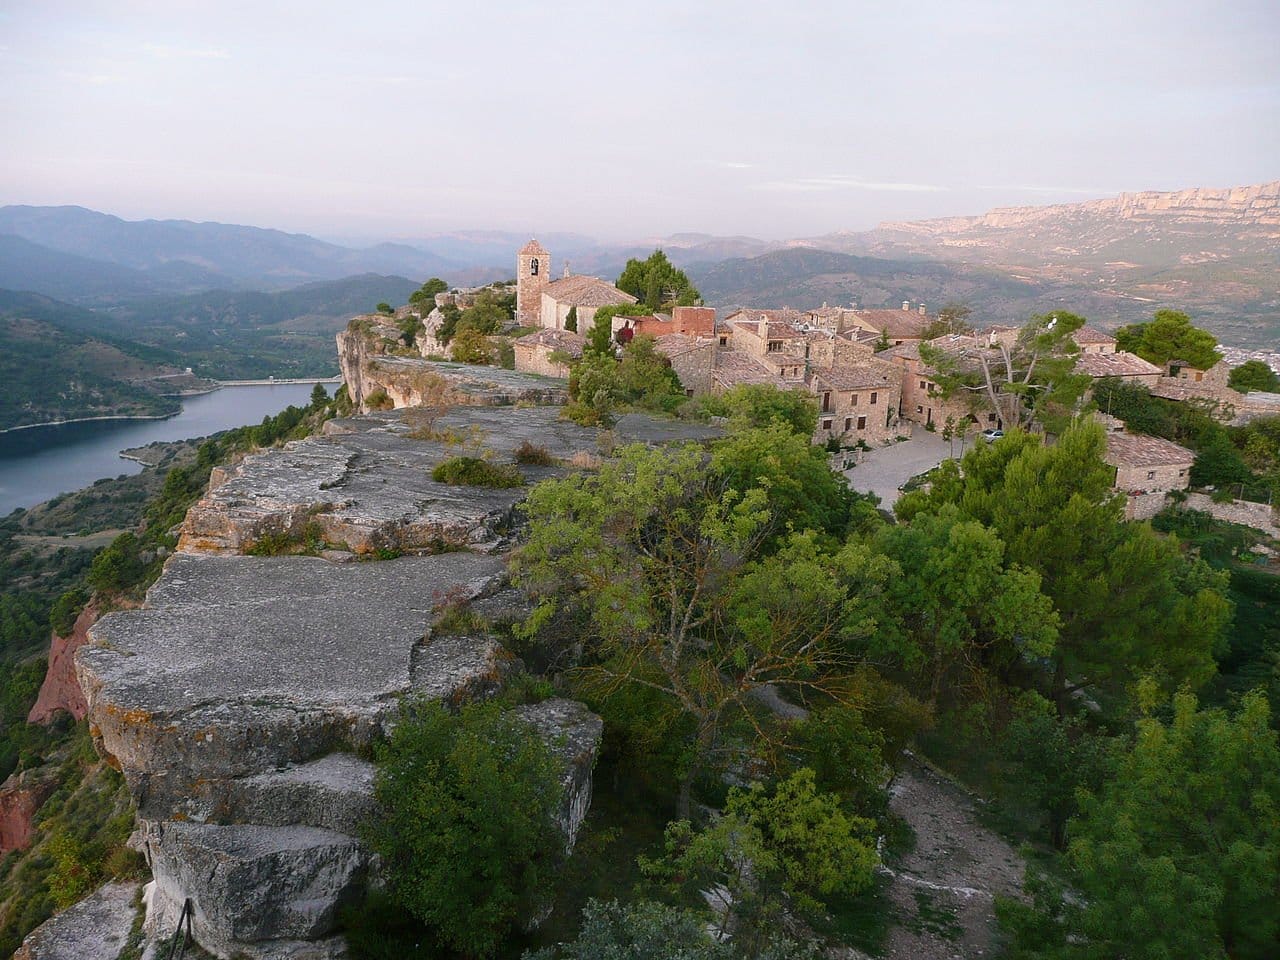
top-left (922, 302), bottom-right (974, 339)
top-left (641, 770), bottom-right (877, 950)
top-left (376, 301), bottom-right (394, 315)
top-left (450, 327), bottom-right (492, 364)
top-left (1000, 691), bottom-right (1280, 960)
top-left (524, 899), bottom-right (818, 960)
top-left (1115, 309), bottom-right (1222, 371)
top-left (898, 421), bottom-right (1231, 712)
top-left (308, 383), bottom-right (329, 409)
top-left (512, 444), bottom-right (892, 815)
top-left (564, 305), bottom-right (578, 333)
top-left (1228, 359), bottom-right (1279, 394)
top-left (366, 699), bottom-right (564, 958)
top-left (409, 277), bottom-right (449, 305)
top-left (616, 250), bottom-right (701, 310)
top-left (456, 291), bottom-right (509, 338)
top-left (919, 312), bottom-right (1090, 430)
top-left (868, 506), bottom-right (1058, 703)
top-left (584, 303), bottom-right (635, 356)
top-left (699, 383), bottom-right (818, 437)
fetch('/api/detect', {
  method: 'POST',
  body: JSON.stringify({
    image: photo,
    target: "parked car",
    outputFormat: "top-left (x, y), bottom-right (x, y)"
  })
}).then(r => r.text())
top-left (981, 428), bottom-right (1004, 443)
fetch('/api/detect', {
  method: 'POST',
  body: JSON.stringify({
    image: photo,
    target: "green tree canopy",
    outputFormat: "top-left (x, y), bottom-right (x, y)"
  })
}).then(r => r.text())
top-left (698, 383), bottom-right (819, 437)
top-left (1115, 309), bottom-right (1222, 371)
top-left (564, 304), bottom-right (578, 333)
top-left (898, 421), bottom-right (1231, 711)
top-left (1001, 690), bottom-right (1280, 960)
top-left (366, 699), bottom-right (564, 958)
top-left (408, 277), bottom-right (449, 304)
top-left (585, 303), bottom-right (636, 356)
top-left (616, 250), bottom-right (701, 311)
top-left (1228, 359), bottom-right (1280, 394)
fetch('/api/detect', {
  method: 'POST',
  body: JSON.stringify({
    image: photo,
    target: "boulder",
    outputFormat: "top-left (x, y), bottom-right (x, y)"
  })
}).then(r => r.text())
top-left (514, 699), bottom-right (604, 849)
top-left (14, 881), bottom-right (138, 960)
top-left (142, 822), bottom-right (366, 951)
top-left (412, 633), bottom-right (519, 706)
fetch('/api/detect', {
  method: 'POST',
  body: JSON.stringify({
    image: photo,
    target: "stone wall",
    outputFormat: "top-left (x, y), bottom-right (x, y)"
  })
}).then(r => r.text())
top-left (514, 342), bottom-right (571, 379)
top-left (1114, 461), bottom-right (1192, 494)
top-left (1184, 492), bottom-right (1278, 535)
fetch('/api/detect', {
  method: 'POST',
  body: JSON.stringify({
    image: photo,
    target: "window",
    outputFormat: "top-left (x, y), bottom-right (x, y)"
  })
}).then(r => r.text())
top-left (822, 391), bottom-right (832, 412)
top-left (1195, 371), bottom-right (1204, 382)
top-left (767, 341), bottom-right (782, 352)
top-left (821, 418), bottom-right (833, 431)
top-left (870, 392), bottom-right (878, 405)
top-left (1147, 470), bottom-right (1156, 480)
top-left (919, 380), bottom-right (927, 389)
top-left (1178, 469), bottom-right (1186, 477)
top-left (857, 416), bottom-right (866, 430)
top-left (845, 417), bottom-right (852, 431)
top-left (718, 336), bottom-right (728, 346)
top-left (530, 258), bottom-right (539, 276)
top-left (988, 413), bottom-right (997, 422)
top-left (916, 405), bottom-right (923, 414)
top-left (850, 393), bottom-right (858, 405)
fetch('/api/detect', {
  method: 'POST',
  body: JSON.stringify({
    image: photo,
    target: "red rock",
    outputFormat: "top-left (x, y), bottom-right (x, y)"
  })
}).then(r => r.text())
top-left (28, 600), bottom-right (101, 725)
top-left (0, 767), bottom-right (57, 853)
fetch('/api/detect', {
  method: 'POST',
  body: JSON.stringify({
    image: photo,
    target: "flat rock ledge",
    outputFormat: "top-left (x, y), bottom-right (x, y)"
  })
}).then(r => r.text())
top-left (179, 405), bottom-right (720, 556)
top-left (15, 880), bottom-right (138, 960)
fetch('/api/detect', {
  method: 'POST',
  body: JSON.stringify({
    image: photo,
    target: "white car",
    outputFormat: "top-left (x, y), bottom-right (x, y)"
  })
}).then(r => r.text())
top-left (981, 429), bottom-right (1004, 443)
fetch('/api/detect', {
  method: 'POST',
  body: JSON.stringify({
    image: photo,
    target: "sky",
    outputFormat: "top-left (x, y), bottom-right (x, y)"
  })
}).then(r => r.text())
top-left (1, 0), bottom-right (1278, 242)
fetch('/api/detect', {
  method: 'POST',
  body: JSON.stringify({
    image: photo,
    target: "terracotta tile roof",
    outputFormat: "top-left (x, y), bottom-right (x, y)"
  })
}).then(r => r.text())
top-left (1076, 351), bottom-right (1161, 378)
top-left (724, 308), bottom-right (808, 329)
top-left (1104, 432), bottom-right (1194, 468)
top-left (850, 309), bottom-right (931, 339)
top-left (653, 333), bottom-right (707, 358)
top-left (515, 328), bottom-right (585, 357)
top-left (543, 275), bottom-right (637, 308)
top-left (1072, 325), bottom-right (1117, 345)
top-left (811, 360), bottom-right (900, 391)
top-left (711, 350), bottom-right (786, 388)
top-left (518, 239), bottom-right (550, 256)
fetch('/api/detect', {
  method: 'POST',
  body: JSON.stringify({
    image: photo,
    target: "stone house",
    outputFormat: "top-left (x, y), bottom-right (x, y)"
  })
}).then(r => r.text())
top-left (515, 239), bottom-right (637, 331)
top-left (618, 306), bottom-right (717, 340)
top-left (1072, 325), bottom-right (1118, 354)
top-left (728, 316), bottom-right (808, 361)
top-left (846, 303), bottom-right (932, 346)
top-left (513, 328), bottom-right (585, 379)
top-left (1075, 350), bottom-right (1162, 385)
top-left (879, 337), bottom-right (1002, 429)
top-left (654, 334), bottom-right (715, 396)
top-left (1104, 432), bottom-right (1195, 494)
top-left (810, 361), bottom-right (902, 445)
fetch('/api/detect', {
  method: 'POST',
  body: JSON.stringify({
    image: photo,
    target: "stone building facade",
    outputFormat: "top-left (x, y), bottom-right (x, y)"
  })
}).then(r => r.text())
top-left (1104, 432), bottom-right (1195, 494)
top-left (516, 240), bottom-right (551, 324)
top-left (811, 361), bottom-right (902, 445)
top-left (513, 328), bottom-right (585, 379)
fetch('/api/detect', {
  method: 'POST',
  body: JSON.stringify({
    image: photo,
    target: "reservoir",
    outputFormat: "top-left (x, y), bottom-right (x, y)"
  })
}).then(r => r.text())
top-left (0, 383), bottom-right (328, 516)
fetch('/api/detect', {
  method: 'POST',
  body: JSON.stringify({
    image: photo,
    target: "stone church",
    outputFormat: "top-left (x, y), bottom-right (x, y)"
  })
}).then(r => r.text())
top-left (516, 239), bottom-right (636, 331)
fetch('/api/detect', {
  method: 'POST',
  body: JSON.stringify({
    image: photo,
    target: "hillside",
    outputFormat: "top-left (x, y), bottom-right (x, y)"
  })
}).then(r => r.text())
top-left (0, 292), bottom-right (190, 431)
top-left (0, 205), bottom-right (456, 294)
top-left (804, 180), bottom-right (1280, 345)
top-left (92, 274), bottom-right (420, 379)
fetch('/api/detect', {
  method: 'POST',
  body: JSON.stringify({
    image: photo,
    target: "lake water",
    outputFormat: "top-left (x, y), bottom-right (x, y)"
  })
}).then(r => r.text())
top-left (0, 384), bottom-right (329, 516)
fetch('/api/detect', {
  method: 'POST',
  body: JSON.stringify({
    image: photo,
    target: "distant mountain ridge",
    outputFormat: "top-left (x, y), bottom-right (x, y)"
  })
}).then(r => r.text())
top-left (0, 205), bottom-right (456, 295)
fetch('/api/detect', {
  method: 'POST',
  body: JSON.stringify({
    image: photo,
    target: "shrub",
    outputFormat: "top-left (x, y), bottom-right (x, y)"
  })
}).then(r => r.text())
top-left (366, 700), bottom-right (564, 958)
top-left (513, 441), bottom-right (556, 466)
top-left (431, 456), bottom-right (525, 488)
top-left (365, 388), bottom-right (393, 411)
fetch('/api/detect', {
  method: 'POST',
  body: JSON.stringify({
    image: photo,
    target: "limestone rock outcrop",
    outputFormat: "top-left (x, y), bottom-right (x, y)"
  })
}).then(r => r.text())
top-left (14, 881), bottom-right (138, 960)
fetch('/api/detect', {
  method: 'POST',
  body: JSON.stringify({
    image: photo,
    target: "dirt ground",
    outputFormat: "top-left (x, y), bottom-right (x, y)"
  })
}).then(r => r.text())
top-left (876, 756), bottom-right (1026, 959)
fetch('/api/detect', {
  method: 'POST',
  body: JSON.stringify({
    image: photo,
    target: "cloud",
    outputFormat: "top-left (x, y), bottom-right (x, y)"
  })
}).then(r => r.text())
top-left (976, 184), bottom-right (1112, 195)
top-left (755, 176), bottom-right (945, 193)
top-left (142, 43), bottom-right (230, 60)
top-left (718, 160), bottom-right (753, 169)
top-left (60, 71), bottom-right (123, 85)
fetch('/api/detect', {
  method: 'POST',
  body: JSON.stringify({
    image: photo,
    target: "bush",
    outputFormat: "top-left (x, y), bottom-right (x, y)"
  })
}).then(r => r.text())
top-left (366, 700), bottom-right (565, 958)
top-left (365, 388), bottom-right (393, 411)
top-left (513, 441), bottom-right (557, 466)
top-left (431, 456), bottom-right (525, 488)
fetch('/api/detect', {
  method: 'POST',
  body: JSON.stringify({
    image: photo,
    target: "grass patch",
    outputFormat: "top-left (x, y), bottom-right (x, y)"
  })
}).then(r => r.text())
top-left (808, 876), bottom-right (894, 956)
top-left (431, 456), bottom-right (525, 488)
top-left (907, 889), bottom-right (964, 942)
top-left (513, 441), bottom-right (557, 467)
top-left (244, 521), bottom-right (326, 557)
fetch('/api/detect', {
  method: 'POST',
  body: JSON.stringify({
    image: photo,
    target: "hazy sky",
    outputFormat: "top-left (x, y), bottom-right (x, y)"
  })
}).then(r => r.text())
top-left (2, 1), bottom-right (1277, 241)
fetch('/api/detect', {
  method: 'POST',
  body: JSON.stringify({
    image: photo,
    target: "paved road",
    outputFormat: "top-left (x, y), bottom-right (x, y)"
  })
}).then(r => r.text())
top-left (844, 425), bottom-right (957, 508)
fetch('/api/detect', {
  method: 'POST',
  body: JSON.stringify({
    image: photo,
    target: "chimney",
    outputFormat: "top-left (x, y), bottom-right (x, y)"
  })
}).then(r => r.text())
top-left (902, 300), bottom-right (910, 311)
top-left (919, 303), bottom-right (927, 315)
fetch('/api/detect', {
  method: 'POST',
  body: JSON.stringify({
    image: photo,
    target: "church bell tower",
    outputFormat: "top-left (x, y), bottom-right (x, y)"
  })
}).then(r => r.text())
top-left (516, 239), bottom-right (551, 326)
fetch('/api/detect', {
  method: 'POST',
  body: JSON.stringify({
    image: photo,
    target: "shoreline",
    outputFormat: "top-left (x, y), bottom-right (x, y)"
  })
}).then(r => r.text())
top-left (0, 379), bottom-right (342, 436)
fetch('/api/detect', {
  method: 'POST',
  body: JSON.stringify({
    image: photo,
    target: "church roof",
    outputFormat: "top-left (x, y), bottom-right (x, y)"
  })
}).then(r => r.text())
top-left (543, 275), bottom-right (637, 308)
top-left (519, 239), bottom-right (550, 256)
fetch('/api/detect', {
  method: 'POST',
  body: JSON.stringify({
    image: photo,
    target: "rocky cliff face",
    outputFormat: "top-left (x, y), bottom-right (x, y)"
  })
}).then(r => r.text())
top-left (0, 766), bottom-right (58, 854)
top-left (880, 180), bottom-right (1280, 236)
top-left (70, 364), bottom-right (717, 959)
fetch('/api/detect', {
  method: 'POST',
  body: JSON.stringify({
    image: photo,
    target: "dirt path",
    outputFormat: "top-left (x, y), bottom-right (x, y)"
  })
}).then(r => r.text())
top-left (878, 756), bottom-right (1025, 959)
